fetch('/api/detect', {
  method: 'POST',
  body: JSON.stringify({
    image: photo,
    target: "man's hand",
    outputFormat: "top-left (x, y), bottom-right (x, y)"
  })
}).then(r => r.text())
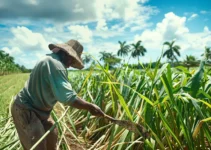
top-left (89, 104), bottom-right (105, 117)
top-left (70, 97), bottom-right (105, 117)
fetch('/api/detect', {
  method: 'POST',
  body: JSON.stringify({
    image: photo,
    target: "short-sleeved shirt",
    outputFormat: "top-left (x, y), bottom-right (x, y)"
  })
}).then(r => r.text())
top-left (15, 53), bottom-right (77, 120)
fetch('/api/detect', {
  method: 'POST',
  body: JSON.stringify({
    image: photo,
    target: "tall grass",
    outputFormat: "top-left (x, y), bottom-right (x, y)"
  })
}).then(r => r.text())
top-left (0, 60), bottom-right (211, 149)
top-left (66, 56), bottom-right (211, 149)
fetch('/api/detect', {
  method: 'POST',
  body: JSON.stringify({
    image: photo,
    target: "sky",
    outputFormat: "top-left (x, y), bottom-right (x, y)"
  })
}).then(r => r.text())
top-left (0, 0), bottom-right (211, 69)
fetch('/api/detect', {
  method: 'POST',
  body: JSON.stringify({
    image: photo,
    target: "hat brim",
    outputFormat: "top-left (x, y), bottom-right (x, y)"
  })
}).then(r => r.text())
top-left (49, 43), bottom-right (84, 69)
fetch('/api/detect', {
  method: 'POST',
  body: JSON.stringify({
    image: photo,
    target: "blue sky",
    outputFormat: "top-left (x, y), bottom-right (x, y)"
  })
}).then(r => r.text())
top-left (0, 0), bottom-right (211, 69)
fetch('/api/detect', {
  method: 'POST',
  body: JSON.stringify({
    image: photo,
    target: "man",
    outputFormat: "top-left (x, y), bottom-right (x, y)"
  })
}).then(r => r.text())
top-left (11, 39), bottom-right (105, 150)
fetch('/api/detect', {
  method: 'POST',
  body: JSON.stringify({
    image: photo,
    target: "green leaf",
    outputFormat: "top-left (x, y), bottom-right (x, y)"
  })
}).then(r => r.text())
top-left (187, 60), bottom-right (205, 97)
top-left (161, 74), bottom-right (174, 102)
top-left (112, 84), bottom-right (133, 121)
top-left (158, 110), bottom-right (182, 148)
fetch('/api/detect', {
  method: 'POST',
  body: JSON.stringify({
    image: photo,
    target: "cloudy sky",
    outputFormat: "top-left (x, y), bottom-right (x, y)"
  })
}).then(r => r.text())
top-left (0, 0), bottom-right (211, 69)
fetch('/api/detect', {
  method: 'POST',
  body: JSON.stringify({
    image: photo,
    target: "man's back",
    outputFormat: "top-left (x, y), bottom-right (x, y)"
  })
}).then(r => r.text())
top-left (15, 53), bottom-right (77, 120)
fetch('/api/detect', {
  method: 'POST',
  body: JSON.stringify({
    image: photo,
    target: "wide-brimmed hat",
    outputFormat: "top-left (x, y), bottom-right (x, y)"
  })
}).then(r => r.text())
top-left (48, 39), bottom-right (84, 69)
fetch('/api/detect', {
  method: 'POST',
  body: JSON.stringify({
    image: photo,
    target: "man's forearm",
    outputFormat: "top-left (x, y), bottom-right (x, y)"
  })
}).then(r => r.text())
top-left (70, 97), bottom-right (92, 110)
top-left (70, 97), bottom-right (105, 117)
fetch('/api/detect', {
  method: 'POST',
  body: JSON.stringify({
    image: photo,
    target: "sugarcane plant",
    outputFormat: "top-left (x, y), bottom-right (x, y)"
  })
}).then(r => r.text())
top-left (0, 49), bottom-right (211, 149)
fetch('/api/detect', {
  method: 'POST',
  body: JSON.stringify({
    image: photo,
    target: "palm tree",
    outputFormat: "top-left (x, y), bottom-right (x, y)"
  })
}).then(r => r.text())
top-left (5, 55), bottom-right (14, 64)
top-left (99, 51), bottom-right (120, 68)
top-left (82, 55), bottom-right (92, 64)
top-left (117, 41), bottom-right (130, 57)
top-left (163, 40), bottom-right (181, 66)
top-left (184, 55), bottom-right (198, 70)
top-left (99, 51), bottom-right (111, 62)
top-left (0, 50), bottom-right (6, 59)
top-left (130, 40), bottom-right (147, 66)
top-left (201, 47), bottom-right (211, 61)
top-left (82, 54), bottom-right (92, 69)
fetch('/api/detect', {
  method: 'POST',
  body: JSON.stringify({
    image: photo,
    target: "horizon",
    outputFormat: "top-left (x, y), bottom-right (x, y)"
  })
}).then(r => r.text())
top-left (0, 0), bottom-right (211, 69)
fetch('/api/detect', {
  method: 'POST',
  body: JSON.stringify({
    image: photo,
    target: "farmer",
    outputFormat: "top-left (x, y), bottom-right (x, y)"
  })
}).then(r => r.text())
top-left (11, 39), bottom-right (105, 150)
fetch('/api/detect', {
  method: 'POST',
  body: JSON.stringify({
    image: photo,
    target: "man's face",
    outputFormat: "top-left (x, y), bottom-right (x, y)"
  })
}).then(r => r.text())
top-left (63, 54), bottom-right (75, 68)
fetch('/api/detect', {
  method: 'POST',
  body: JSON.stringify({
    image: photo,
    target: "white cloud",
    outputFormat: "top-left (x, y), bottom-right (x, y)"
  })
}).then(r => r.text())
top-left (130, 22), bottom-right (153, 32)
top-left (1, 46), bottom-right (36, 68)
top-left (204, 26), bottom-right (210, 33)
top-left (159, 12), bottom-right (189, 39)
top-left (188, 13), bottom-right (198, 21)
top-left (35, 52), bottom-right (46, 59)
top-left (140, 0), bottom-right (149, 3)
top-left (94, 0), bottom-right (119, 20)
top-left (0, 0), bottom-right (159, 69)
top-left (1, 0), bottom-right (157, 24)
top-left (1, 26), bottom-right (50, 68)
top-left (9, 26), bottom-right (48, 51)
top-left (134, 12), bottom-right (211, 61)
top-left (135, 12), bottom-right (189, 49)
top-left (200, 10), bottom-right (211, 15)
top-left (1, 0), bottom-right (158, 41)
top-left (121, 5), bottom-right (158, 32)
top-left (16, 57), bottom-right (38, 68)
top-left (111, 24), bottom-right (127, 32)
top-left (94, 0), bottom-right (158, 32)
top-left (124, 0), bottom-right (140, 21)
top-left (86, 42), bottom-right (119, 59)
top-left (93, 0), bottom-right (158, 39)
top-left (96, 19), bottom-right (108, 31)
top-left (200, 10), bottom-right (211, 14)
top-left (44, 27), bottom-right (55, 33)
top-left (2, 47), bottom-right (23, 57)
top-left (186, 27), bottom-right (211, 48)
top-left (68, 25), bottom-right (93, 43)
top-left (200, 10), bottom-right (207, 14)
top-left (94, 30), bottom-right (123, 39)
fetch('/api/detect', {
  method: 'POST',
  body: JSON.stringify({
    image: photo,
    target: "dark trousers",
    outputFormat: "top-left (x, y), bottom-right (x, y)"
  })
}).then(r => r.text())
top-left (11, 102), bottom-right (58, 150)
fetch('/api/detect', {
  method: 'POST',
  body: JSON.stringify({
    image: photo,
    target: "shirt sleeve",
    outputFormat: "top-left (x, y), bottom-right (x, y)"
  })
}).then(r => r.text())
top-left (47, 59), bottom-right (77, 105)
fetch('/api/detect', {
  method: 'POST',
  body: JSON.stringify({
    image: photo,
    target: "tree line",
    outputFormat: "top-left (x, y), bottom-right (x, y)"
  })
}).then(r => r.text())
top-left (1, 39), bottom-right (210, 75)
top-left (0, 50), bottom-right (30, 75)
top-left (82, 40), bottom-right (211, 69)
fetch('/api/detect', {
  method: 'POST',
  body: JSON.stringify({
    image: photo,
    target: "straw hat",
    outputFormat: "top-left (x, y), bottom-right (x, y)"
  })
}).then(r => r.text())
top-left (48, 39), bottom-right (84, 69)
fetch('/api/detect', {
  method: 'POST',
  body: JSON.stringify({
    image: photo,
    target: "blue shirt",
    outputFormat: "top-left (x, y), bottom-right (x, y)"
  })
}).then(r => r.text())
top-left (15, 53), bottom-right (77, 120)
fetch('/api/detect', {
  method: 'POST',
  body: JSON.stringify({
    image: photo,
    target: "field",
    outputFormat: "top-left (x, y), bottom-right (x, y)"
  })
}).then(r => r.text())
top-left (0, 62), bottom-right (211, 149)
top-left (0, 74), bottom-right (29, 118)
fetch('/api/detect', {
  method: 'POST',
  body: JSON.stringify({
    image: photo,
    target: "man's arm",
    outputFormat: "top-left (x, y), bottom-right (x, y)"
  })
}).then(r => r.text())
top-left (70, 97), bottom-right (105, 117)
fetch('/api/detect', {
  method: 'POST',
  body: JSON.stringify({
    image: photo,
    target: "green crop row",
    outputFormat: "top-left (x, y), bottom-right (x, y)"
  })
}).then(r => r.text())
top-left (0, 59), bottom-right (210, 149)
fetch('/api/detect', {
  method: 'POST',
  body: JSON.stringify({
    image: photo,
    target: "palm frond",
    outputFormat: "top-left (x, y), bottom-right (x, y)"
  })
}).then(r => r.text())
top-left (163, 41), bottom-right (171, 46)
